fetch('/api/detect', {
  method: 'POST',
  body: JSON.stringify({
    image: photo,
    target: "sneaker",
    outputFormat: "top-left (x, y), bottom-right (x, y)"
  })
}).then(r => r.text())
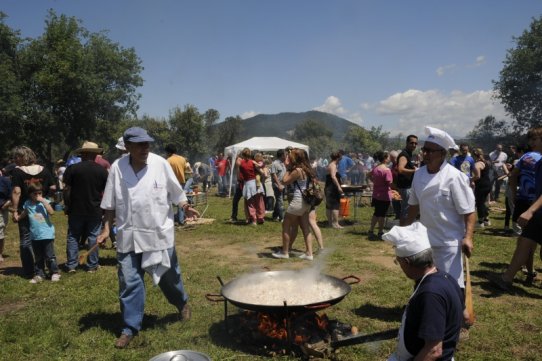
top-left (368, 231), bottom-right (377, 241)
top-left (29, 275), bottom-right (44, 284)
top-left (51, 273), bottom-right (61, 282)
top-left (475, 222), bottom-right (485, 229)
top-left (271, 251), bottom-right (289, 259)
top-left (298, 254), bottom-right (313, 261)
top-left (179, 303), bottom-right (191, 321)
top-left (377, 231), bottom-right (384, 240)
top-left (484, 220), bottom-right (491, 227)
top-left (87, 267), bottom-right (99, 273)
top-left (68, 269), bottom-right (76, 274)
top-left (488, 273), bottom-right (512, 292)
top-left (114, 333), bottom-right (134, 349)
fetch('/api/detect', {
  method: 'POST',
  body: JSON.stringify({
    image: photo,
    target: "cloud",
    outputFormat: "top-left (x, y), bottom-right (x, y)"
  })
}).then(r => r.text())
top-left (376, 89), bottom-right (510, 137)
top-left (314, 96), bottom-right (363, 124)
top-left (436, 64), bottom-right (456, 76)
top-left (467, 55), bottom-right (486, 68)
top-left (240, 111), bottom-right (258, 119)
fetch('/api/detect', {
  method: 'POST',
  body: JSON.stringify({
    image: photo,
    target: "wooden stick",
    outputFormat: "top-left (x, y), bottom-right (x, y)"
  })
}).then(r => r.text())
top-left (464, 255), bottom-right (475, 325)
top-left (78, 242), bottom-right (100, 265)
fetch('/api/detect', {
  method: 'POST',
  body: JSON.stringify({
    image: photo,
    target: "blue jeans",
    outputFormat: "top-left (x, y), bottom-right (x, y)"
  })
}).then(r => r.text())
top-left (398, 188), bottom-right (411, 219)
top-left (272, 185), bottom-right (285, 220)
top-left (117, 247), bottom-right (188, 336)
top-left (17, 217), bottom-right (35, 276)
top-left (230, 183), bottom-right (243, 220)
top-left (219, 175), bottom-right (228, 195)
top-left (32, 239), bottom-right (59, 277)
top-left (66, 215), bottom-right (103, 270)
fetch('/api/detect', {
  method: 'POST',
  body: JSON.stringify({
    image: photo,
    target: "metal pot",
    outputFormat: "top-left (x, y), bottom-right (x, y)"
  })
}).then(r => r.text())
top-left (209, 270), bottom-right (360, 313)
top-left (149, 350), bottom-right (211, 361)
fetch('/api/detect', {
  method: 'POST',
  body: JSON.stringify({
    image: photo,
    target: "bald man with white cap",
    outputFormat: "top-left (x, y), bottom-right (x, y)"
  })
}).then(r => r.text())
top-left (383, 222), bottom-right (463, 361)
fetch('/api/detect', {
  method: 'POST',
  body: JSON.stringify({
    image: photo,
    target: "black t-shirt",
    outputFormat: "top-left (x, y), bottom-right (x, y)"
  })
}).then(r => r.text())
top-left (396, 149), bottom-right (416, 188)
top-left (63, 160), bottom-right (109, 217)
top-left (11, 167), bottom-right (55, 211)
top-left (404, 271), bottom-right (463, 360)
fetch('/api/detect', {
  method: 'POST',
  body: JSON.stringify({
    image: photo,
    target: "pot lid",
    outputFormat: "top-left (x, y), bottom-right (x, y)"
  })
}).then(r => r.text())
top-left (149, 350), bottom-right (211, 361)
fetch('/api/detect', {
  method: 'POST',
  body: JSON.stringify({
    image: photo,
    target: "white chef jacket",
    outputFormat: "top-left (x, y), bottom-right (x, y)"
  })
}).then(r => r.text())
top-left (409, 162), bottom-right (475, 287)
top-left (101, 152), bottom-right (187, 253)
top-left (409, 162), bottom-right (475, 247)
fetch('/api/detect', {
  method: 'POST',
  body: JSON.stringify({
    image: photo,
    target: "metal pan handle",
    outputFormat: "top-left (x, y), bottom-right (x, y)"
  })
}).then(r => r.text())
top-left (205, 293), bottom-right (225, 303)
top-left (342, 275), bottom-right (361, 284)
top-left (304, 303), bottom-right (331, 310)
top-left (216, 276), bottom-right (224, 286)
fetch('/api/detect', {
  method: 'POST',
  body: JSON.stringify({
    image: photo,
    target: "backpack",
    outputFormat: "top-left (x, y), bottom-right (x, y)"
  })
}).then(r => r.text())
top-left (296, 176), bottom-right (324, 207)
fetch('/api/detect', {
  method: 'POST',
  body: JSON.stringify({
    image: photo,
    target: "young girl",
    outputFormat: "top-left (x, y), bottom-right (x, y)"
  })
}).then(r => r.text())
top-left (18, 182), bottom-right (60, 283)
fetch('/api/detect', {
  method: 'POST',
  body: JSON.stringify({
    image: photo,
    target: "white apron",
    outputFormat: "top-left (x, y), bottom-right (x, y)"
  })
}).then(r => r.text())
top-left (387, 268), bottom-right (454, 361)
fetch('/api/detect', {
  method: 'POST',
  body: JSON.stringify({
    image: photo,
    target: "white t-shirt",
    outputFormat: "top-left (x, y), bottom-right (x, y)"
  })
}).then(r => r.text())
top-left (101, 152), bottom-right (187, 253)
top-left (489, 150), bottom-right (508, 176)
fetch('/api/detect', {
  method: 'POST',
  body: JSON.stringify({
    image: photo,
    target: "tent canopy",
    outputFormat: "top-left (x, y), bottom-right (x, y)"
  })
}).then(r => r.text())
top-left (223, 137), bottom-right (309, 197)
top-left (224, 137), bottom-right (309, 157)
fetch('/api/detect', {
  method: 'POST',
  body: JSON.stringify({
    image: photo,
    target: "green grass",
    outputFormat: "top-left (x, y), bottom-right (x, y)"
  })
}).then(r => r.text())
top-left (0, 193), bottom-right (541, 360)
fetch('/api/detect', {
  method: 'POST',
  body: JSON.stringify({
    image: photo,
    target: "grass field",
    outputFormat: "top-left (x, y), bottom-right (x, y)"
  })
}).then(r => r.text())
top-left (0, 190), bottom-right (541, 361)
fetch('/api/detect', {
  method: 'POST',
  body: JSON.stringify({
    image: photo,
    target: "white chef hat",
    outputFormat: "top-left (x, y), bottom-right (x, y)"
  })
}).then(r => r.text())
top-left (115, 136), bottom-right (126, 151)
top-left (382, 222), bottom-right (431, 258)
top-left (424, 126), bottom-right (456, 150)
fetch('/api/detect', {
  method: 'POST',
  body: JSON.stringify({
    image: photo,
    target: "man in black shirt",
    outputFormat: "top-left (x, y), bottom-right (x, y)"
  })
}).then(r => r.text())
top-left (397, 135), bottom-right (418, 220)
top-left (63, 141), bottom-right (109, 272)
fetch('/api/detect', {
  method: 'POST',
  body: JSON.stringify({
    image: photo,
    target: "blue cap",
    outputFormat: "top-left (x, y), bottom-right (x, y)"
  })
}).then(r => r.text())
top-left (123, 127), bottom-right (155, 143)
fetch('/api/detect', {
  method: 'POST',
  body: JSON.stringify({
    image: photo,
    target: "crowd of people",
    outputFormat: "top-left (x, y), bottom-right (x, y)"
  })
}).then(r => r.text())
top-left (0, 124), bottom-right (541, 358)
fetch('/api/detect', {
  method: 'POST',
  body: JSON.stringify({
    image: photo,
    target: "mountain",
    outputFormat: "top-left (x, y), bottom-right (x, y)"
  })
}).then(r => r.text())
top-left (236, 111), bottom-right (362, 141)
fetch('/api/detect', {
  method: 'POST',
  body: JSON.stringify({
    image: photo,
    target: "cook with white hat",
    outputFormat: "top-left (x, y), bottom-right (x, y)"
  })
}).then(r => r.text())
top-left (383, 222), bottom-right (463, 361)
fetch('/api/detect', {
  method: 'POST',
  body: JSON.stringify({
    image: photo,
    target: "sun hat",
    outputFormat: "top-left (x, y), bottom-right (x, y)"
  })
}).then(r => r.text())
top-left (424, 126), bottom-right (456, 150)
top-left (382, 222), bottom-right (431, 258)
top-left (123, 127), bottom-right (155, 143)
top-left (115, 136), bottom-right (126, 151)
top-left (75, 141), bottom-right (103, 154)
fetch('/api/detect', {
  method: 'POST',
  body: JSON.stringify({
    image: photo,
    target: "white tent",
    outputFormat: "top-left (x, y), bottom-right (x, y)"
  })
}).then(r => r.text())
top-left (223, 137), bottom-right (309, 197)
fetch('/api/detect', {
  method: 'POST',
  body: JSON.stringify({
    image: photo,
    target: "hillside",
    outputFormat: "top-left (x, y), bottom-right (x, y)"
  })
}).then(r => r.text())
top-left (236, 111), bottom-right (362, 141)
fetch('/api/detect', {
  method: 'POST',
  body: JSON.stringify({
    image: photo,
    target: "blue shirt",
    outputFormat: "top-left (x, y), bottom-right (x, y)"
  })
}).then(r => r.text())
top-left (450, 155), bottom-right (475, 178)
top-left (338, 156), bottom-right (354, 179)
top-left (516, 151), bottom-right (542, 202)
top-left (23, 199), bottom-right (55, 241)
top-left (405, 270), bottom-right (463, 360)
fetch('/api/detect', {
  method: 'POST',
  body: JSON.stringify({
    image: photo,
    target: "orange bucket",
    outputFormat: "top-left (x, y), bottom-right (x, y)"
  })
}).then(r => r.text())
top-left (339, 197), bottom-right (350, 217)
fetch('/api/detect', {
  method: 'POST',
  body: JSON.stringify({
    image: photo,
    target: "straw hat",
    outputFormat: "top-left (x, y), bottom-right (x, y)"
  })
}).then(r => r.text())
top-left (75, 141), bottom-right (103, 154)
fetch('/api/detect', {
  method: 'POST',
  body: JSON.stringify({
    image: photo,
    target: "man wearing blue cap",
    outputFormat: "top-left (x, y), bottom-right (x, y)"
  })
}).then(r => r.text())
top-left (97, 127), bottom-right (199, 348)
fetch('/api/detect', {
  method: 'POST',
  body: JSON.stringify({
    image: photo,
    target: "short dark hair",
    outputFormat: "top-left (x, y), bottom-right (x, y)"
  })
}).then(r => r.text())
top-left (165, 144), bottom-right (177, 154)
top-left (276, 149), bottom-right (285, 158)
top-left (406, 135), bottom-right (418, 143)
top-left (27, 182), bottom-right (43, 194)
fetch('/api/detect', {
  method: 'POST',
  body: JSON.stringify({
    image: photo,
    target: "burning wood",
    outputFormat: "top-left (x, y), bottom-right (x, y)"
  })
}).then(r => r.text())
top-left (228, 310), bottom-right (362, 358)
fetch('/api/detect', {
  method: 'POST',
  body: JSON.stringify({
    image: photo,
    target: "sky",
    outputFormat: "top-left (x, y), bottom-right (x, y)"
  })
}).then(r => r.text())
top-left (3, 1), bottom-right (542, 137)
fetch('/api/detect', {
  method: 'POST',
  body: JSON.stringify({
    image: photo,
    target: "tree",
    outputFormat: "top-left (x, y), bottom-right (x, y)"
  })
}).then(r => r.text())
top-left (494, 16), bottom-right (542, 132)
top-left (292, 119), bottom-right (333, 140)
top-left (14, 10), bottom-right (143, 162)
top-left (466, 115), bottom-right (511, 151)
top-left (168, 104), bottom-right (206, 161)
top-left (343, 126), bottom-right (382, 155)
top-left (203, 109), bottom-right (220, 155)
top-left (215, 115), bottom-right (242, 155)
top-left (0, 13), bottom-right (24, 158)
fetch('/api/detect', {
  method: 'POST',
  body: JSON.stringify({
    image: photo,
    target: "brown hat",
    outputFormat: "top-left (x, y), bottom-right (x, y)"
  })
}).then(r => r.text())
top-left (75, 141), bottom-right (103, 154)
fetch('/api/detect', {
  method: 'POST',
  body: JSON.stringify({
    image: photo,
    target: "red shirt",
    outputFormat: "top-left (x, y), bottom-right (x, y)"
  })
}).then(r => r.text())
top-left (216, 158), bottom-right (229, 176)
top-left (238, 159), bottom-right (256, 181)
